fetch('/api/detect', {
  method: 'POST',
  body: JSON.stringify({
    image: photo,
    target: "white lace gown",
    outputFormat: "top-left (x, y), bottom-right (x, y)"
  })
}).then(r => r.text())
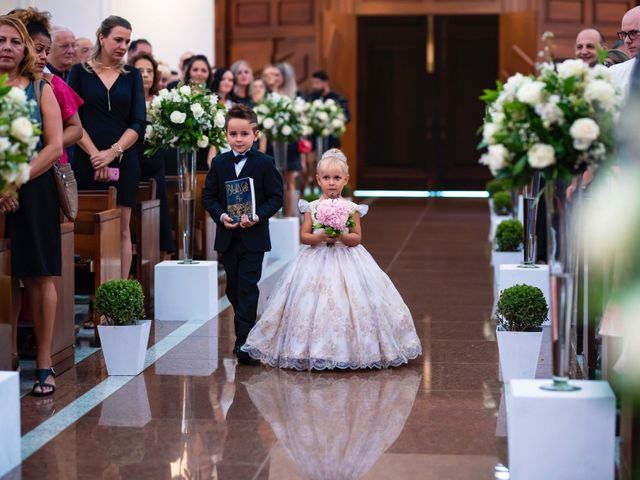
top-left (242, 199), bottom-right (422, 370)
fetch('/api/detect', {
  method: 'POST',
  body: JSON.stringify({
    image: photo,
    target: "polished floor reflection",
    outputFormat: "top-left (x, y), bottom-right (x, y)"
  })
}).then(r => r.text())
top-left (11, 198), bottom-right (504, 480)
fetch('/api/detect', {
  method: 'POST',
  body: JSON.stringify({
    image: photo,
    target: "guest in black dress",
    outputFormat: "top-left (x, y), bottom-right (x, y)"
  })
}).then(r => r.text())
top-left (68, 15), bottom-right (146, 279)
top-left (230, 59), bottom-right (254, 106)
top-left (0, 15), bottom-right (63, 396)
top-left (130, 52), bottom-right (176, 254)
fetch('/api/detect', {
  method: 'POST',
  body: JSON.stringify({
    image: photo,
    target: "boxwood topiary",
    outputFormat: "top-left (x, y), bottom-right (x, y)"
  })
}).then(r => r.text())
top-left (495, 218), bottom-right (523, 252)
top-left (486, 178), bottom-right (512, 197)
top-left (496, 284), bottom-right (548, 331)
top-left (493, 190), bottom-right (512, 215)
top-left (95, 279), bottom-right (145, 326)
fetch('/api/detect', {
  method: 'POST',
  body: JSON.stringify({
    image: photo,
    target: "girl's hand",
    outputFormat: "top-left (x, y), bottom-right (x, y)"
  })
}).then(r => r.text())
top-left (317, 232), bottom-right (337, 244)
top-left (90, 148), bottom-right (117, 170)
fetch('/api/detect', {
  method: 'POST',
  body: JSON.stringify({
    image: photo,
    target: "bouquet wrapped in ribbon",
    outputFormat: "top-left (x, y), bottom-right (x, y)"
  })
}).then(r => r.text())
top-left (0, 75), bottom-right (39, 194)
top-left (313, 198), bottom-right (355, 237)
top-left (144, 84), bottom-right (227, 155)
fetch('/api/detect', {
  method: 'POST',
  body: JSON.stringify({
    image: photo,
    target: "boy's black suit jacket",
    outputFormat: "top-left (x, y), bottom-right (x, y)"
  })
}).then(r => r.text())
top-left (202, 149), bottom-right (283, 253)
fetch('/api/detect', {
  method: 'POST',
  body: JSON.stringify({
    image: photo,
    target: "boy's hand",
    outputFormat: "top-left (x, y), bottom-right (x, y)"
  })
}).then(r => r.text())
top-left (222, 214), bottom-right (240, 229)
top-left (239, 214), bottom-right (259, 228)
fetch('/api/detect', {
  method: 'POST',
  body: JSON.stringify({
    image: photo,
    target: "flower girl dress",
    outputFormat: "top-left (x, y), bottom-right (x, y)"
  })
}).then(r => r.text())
top-left (242, 199), bottom-right (422, 370)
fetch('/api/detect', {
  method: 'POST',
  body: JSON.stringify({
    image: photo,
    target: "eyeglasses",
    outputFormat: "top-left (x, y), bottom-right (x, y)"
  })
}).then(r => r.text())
top-left (55, 43), bottom-right (76, 51)
top-left (617, 29), bottom-right (640, 41)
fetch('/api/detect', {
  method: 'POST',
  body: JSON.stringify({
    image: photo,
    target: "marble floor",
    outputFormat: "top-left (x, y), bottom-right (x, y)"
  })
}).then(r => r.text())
top-left (9, 197), bottom-right (507, 480)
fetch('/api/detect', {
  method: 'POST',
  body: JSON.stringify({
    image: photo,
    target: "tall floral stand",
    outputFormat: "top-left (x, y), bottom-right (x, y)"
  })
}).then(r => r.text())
top-left (177, 148), bottom-right (197, 264)
top-left (542, 179), bottom-right (580, 391)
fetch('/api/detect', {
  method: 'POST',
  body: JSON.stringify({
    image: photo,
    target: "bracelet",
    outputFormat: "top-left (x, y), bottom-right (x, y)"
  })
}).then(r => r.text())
top-left (111, 142), bottom-right (124, 160)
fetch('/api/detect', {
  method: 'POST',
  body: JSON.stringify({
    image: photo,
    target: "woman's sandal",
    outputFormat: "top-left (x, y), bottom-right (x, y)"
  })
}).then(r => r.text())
top-left (31, 368), bottom-right (56, 397)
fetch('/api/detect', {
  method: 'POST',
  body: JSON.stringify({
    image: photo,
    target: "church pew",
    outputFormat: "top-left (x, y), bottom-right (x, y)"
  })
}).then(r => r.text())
top-left (131, 180), bottom-right (160, 314)
top-left (75, 188), bottom-right (121, 294)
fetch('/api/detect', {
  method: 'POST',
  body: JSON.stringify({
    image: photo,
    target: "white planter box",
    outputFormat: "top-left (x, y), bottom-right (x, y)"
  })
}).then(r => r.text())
top-left (496, 327), bottom-right (543, 381)
top-left (491, 250), bottom-right (522, 281)
top-left (499, 264), bottom-right (551, 326)
top-left (98, 320), bottom-right (151, 376)
top-left (154, 260), bottom-right (218, 321)
top-left (0, 372), bottom-right (20, 478)
top-left (506, 379), bottom-right (615, 480)
top-left (269, 217), bottom-right (299, 262)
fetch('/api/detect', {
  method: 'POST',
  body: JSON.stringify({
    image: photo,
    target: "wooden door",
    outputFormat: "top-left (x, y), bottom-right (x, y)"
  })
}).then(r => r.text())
top-left (357, 15), bottom-right (498, 190)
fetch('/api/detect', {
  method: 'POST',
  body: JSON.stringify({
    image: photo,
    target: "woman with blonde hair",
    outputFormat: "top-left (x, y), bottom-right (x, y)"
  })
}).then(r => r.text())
top-left (0, 15), bottom-right (63, 395)
top-left (230, 59), bottom-right (253, 105)
top-left (68, 15), bottom-right (146, 280)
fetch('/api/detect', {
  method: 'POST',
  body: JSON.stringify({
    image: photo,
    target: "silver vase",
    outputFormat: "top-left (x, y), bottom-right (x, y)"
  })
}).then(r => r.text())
top-left (521, 172), bottom-right (541, 267)
top-left (541, 178), bottom-right (580, 391)
top-left (177, 148), bottom-right (197, 264)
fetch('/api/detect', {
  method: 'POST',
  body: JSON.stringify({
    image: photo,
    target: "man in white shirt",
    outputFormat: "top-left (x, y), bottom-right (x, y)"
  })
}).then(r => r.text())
top-left (610, 6), bottom-right (640, 97)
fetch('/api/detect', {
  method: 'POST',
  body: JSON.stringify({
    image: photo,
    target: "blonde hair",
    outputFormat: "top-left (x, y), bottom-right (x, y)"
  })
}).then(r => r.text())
top-left (90, 16), bottom-right (131, 73)
top-left (317, 148), bottom-right (349, 175)
top-left (0, 16), bottom-right (36, 80)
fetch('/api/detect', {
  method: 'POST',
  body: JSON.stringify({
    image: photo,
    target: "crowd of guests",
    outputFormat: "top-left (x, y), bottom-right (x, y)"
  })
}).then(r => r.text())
top-left (0, 8), bottom-right (350, 396)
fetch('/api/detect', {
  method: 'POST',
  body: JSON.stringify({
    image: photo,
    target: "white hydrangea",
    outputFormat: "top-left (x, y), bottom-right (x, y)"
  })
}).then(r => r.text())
top-left (482, 123), bottom-right (498, 145)
top-left (588, 64), bottom-right (612, 82)
top-left (534, 95), bottom-right (564, 127)
top-left (479, 144), bottom-right (510, 175)
top-left (503, 73), bottom-right (531, 99)
top-left (6, 87), bottom-right (26, 105)
top-left (584, 80), bottom-right (616, 111)
top-left (570, 118), bottom-right (600, 151)
top-left (179, 85), bottom-right (191, 96)
top-left (557, 59), bottom-right (589, 79)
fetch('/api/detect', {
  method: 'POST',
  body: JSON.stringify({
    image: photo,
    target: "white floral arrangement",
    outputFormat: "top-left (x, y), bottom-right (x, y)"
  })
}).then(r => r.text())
top-left (306, 97), bottom-right (346, 137)
top-left (478, 58), bottom-right (620, 186)
top-left (0, 76), bottom-right (39, 194)
top-left (144, 84), bottom-right (227, 155)
top-left (254, 92), bottom-right (305, 143)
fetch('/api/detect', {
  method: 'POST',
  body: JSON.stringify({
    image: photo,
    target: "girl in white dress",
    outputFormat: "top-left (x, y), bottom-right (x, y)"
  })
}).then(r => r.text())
top-left (242, 149), bottom-right (422, 370)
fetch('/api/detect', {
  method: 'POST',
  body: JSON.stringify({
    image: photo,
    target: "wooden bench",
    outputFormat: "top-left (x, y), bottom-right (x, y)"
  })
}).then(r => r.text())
top-left (75, 187), bottom-right (122, 294)
top-left (131, 180), bottom-right (160, 314)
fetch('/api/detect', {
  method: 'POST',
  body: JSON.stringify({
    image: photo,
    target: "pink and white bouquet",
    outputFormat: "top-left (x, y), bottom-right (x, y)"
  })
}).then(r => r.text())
top-left (313, 198), bottom-right (355, 237)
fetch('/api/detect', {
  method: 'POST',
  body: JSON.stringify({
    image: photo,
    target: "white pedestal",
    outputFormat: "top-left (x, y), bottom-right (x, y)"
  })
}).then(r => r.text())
top-left (269, 217), bottom-right (299, 262)
top-left (154, 261), bottom-right (218, 321)
top-left (0, 372), bottom-right (20, 478)
top-left (506, 379), bottom-right (615, 480)
top-left (491, 251), bottom-right (522, 281)
top-left (499, 264), bottom-right (550, 325)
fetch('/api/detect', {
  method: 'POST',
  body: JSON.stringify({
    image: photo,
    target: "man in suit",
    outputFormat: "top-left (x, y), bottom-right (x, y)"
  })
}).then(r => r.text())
top-left (610, 6), bottom-right (640, 98)
top-left (203, 104), bottom-right (283, 364)
top-left (46, 26), bottom-right (76, 82)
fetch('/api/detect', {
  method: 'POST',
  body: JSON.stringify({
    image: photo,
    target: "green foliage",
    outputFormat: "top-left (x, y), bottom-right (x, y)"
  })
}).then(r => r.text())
top-left (496, 284), bottom-right (548, 331)
top-left (302, 192), bottom-right (321, 202)
top-left (492, 191), bottom-right (512, 215)
top-left (495, 219), bottom-right (523, 252)
top-left (95, 280), bottom-right (145, 326)
top-left (486, 178), bottom-right (512, 197)
top-left (341, 183), bottom-right (352, 197)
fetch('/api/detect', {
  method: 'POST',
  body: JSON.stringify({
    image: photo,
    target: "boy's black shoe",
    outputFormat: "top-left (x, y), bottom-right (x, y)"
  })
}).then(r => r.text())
top-left (236, 350), bottom-right (260, 365)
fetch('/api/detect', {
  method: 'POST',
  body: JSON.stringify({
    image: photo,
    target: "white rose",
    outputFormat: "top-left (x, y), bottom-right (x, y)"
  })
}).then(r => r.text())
top-left (312, 99), bottom-right (323, 108)
top-left (317, 111), bottom-right (329, 123)
top-left (516, 81), bottom-right (545, 105)
top-left (10, 117), bottom-right (33, 142)
top-left (0, 137), bottom-right (10, 153)
top-left (6, 87), bottom-right (26, 105)
top-left (190, 103), bottom-right (205, 118)
top-left (588, 64), bottom-right (612, 82)
top-left (527, 143), bottom-right (555, 168)
top-left (262, 117), bottom-right (275, 130)
top-left (179, 85), bottom-right (191, 96)
top-left (503, 73), bottom-right (530, 99)
top-left (17, 162), bottom-right (30, 185)
top-left (535, 101), bottom-right (564, 126)
top-left (492, 112), bottom-right (505, 125)
top-left (197, 136), bottom-right (209, 148)
top-left (331, 118), bottom-right (343, 129)
top-left (3, 169), bottom-right (17, 184)
top-left (151, 95), bottom-right (162, 108)
top-left (158, 88), bottom-right (170, 98)
top-left (585, 80), bottom-right (616, 110)
top-left (321, 128), bottom-right (330, 136)
top-left (479, 144), bottom-right (509, 175)
top-left (144, 124), bottom-right (155, 140)
top-left (570, 118), bottom-right (600, 151)
top-left (557, 59), bottom-right (588, 79)
top-left (302, 125), bottom-right (313, 136)
top-left (213, 112), bottom-right (225, 129)
top-left (169, 111), bottom-right (187, 124)
top-left (482, 123), bottom-right (497, 145)
top-left (281, 125), bottom-right (292, 136)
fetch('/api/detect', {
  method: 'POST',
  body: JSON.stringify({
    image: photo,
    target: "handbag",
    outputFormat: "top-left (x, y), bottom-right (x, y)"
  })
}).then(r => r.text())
top-left (34, 79), bottom-right (78, 220)
top-left (53, 162), bottom-right (78, 220)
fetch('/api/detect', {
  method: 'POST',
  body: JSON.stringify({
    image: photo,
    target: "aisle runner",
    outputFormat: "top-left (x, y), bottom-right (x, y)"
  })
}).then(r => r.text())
top-left (20, 257), bottom-right (291, 461)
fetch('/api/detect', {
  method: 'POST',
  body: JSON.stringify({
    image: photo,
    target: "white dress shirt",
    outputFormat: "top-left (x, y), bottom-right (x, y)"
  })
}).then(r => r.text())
top-left (610, 57), bottom-right (636, 99)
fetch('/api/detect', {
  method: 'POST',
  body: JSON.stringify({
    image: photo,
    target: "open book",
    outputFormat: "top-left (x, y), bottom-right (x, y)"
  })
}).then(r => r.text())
top-left (225, 177), bottom-right (255, 222)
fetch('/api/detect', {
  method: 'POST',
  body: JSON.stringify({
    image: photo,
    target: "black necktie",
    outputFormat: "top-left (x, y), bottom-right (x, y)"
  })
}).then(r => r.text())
top-left (233, 153), bottom-right (247, 164)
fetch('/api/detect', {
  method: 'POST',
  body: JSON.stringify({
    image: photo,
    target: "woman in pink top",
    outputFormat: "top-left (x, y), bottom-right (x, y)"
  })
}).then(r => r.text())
top-left (11, 8), bottom-right (83, 165)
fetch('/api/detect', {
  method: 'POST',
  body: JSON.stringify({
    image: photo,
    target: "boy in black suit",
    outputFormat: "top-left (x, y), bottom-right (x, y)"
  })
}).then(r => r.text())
top-left (203, 105), bottom-right (283, 364)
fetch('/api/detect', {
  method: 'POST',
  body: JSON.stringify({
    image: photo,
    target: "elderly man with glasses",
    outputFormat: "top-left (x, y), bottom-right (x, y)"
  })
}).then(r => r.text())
top-left (46, 26), bottom-right (77, 82)
top-left (610, 6), bottom-right (640, 98)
